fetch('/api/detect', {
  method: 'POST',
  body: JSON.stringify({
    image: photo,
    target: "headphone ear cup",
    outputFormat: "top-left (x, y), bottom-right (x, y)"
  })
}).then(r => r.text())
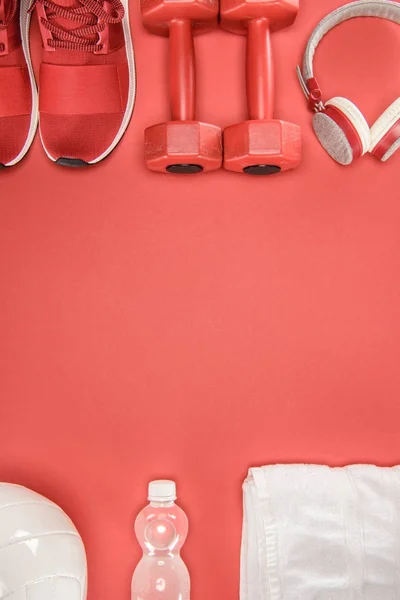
top-left (313, 97), bottom-right (371, 165)
top-left (370, 98), bottom-right (400, 162)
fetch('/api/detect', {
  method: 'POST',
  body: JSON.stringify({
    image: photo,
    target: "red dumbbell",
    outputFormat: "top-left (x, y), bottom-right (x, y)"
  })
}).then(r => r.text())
top-left (220, 0), bottom-right (301, 174)
top-left (142, 0), bottom-right (222, 173)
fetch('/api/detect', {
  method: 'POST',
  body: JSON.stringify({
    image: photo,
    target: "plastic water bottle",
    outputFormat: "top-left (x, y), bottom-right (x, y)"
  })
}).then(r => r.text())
top-left (131, 480), bottom-right (190, 600)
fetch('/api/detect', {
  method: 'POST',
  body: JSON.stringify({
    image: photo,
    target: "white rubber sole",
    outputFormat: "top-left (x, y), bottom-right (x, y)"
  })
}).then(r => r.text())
top-left (41, 0), bottom-right (136, 165)
top-left (4, 0), bottom-right (39, 166)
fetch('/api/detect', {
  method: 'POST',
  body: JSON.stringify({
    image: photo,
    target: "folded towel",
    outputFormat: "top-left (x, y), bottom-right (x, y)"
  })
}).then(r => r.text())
top-left (241, 464), bottom-right (400, 600)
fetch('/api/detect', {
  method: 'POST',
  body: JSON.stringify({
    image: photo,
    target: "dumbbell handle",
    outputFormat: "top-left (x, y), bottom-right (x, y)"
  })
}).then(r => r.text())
top-left (246, 18), bottom-right (274, 121)
top-left (169, 19), bottom-right (195, 121)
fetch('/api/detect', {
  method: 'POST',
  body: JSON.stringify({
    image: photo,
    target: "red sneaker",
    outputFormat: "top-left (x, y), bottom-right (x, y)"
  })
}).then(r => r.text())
top-left (35, 0), bottom-right (136, 166)
top-left (0, 0), bottom-right (38, 167)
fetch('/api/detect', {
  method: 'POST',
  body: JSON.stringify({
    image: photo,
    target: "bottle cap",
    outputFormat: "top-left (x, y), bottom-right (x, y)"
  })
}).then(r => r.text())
top-left (148, 480), bottom-right (177, 503)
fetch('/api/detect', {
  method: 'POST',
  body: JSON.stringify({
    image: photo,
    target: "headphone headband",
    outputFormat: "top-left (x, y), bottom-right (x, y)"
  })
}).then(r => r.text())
top-left (298, 0), bottom-right (400, 109)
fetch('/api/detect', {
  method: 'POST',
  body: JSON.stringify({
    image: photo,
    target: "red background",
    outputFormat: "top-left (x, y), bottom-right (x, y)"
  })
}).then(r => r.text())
top-left (1, 1), bottom-right (400, 599)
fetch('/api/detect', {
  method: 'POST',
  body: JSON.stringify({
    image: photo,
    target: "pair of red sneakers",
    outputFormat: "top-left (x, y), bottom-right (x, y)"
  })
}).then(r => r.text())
top-left (0, 0), bottom-right (135, 167)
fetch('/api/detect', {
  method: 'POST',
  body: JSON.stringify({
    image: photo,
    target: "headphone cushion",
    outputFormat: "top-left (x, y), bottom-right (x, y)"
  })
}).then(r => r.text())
top-left (313, 97), bottom-right (370, 165)
top-left (370, 98), bottom-right (400, 162)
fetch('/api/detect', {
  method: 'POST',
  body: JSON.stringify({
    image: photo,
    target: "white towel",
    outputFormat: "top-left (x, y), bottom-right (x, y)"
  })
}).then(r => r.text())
top-left (241, 464), bottom-right (400, 600)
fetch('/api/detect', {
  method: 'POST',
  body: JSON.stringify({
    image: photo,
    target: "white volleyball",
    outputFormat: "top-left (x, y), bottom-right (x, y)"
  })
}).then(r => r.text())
top-left (0, 483), bottom-right (87, 600)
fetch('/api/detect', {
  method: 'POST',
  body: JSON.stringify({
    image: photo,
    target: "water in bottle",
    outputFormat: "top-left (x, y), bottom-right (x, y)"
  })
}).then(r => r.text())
top-left (131, 480), bottom-right (190, 600)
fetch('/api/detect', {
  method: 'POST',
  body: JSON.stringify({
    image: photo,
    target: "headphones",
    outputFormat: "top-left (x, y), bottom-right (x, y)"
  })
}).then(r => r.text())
top-left (297, 0), bottom-right (400, 166)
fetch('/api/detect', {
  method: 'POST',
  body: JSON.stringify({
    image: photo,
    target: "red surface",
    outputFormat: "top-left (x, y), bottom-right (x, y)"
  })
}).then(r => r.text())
top-left (1, 1), bottom-right (400, 600)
